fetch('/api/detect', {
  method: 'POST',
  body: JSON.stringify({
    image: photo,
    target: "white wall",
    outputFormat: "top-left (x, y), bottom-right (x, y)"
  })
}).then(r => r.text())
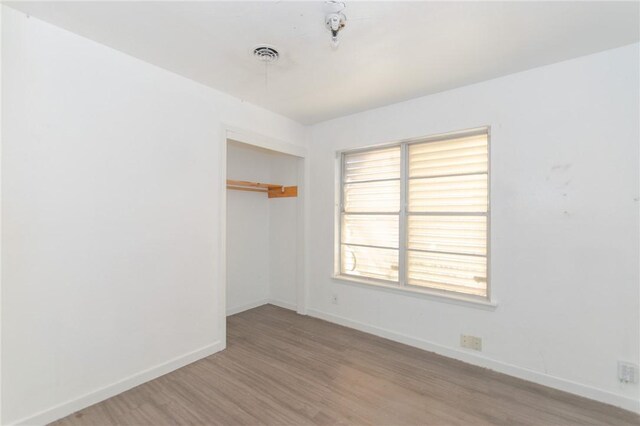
top-left (268, 153), bottom-right (299, 308)
top-left (226, 142), bottom-right (272, 313)
top-left (308, 43), bottom-right (640, 412)
top-left (226, 141), bottom-right (299, 314)
top-left (1, 6), bottom-right (307, 425)
top-left (0, 5), bottom-right (4, 424)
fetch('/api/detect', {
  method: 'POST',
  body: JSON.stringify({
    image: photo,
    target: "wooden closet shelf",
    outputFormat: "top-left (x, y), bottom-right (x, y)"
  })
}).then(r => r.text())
top-left (227, 179), bottom-right (297, 198)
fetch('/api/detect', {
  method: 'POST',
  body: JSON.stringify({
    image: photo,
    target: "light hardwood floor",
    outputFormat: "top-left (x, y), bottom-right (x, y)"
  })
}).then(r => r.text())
top-left (53, 305), bottom-right (639, 425)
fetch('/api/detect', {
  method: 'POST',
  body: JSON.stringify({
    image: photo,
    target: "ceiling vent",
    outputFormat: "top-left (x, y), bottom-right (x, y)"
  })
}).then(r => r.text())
top-left (253, 46), bottom-right (279, 63)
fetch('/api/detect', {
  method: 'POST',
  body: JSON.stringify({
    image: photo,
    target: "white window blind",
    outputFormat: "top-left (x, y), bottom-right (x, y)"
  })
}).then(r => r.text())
top-left (338, 129), bottom-right (489, 299)
top-left (341, 147), bottom-right (400, 282)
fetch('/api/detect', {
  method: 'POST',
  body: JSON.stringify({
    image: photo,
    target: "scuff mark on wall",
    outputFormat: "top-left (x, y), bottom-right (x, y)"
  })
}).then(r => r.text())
top-left (551, 163), bottom-right (572, 172)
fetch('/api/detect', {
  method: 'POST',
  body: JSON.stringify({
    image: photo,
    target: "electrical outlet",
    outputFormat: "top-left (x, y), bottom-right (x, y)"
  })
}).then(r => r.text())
top-left (618, 361), bottom-right (638, 384)
top-left (331, 294), bottom-right (339, 305)
top-left (460, 334), bottom-right (482, 351)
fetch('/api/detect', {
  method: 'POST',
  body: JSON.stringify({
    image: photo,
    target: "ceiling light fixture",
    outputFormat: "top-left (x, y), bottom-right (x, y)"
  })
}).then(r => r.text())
top-left (325, 1), bottom-right (347, 48)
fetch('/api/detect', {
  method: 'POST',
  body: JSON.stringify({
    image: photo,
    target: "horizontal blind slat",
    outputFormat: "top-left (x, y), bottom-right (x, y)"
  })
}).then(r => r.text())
top-left (407, 216), bottom-right (487, 255)
top-left (408, 251), bottom-right (487, 296)
top-left (410, 134), bottom-right (487, 154)
top-left (409, 145), bottom-right (487, 162)
top-left (341, 245), bottom-right (399, 282)
top-left (409, 134), bottom-right (487, 178)
top-left (344, 180), bottom-right (400, 213)
top-left (409, 174), bottom-right (488, 213)
top-left (342, 214), bottom-right (399, 248)
top-left (345, 147), bottom-right (401, 182)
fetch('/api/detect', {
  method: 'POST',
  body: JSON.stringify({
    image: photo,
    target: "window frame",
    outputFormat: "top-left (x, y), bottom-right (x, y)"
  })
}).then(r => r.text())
top-left (334, 126), bottom-right (492, 305)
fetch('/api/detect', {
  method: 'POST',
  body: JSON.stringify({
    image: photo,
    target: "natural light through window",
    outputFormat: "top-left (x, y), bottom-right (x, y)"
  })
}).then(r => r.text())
top-left (337, 129), bottom-right (489, 299)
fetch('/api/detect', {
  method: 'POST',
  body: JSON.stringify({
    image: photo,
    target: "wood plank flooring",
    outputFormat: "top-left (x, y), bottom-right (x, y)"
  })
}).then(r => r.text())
top-left (53, 305), bottom-right (640, 425)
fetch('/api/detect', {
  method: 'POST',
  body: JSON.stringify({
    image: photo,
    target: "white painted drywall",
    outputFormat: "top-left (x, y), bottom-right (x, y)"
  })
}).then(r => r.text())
top-left (308, 43), bottom-right (640, 412)
top-left (268, 153), bottom-right (299, 308)
top-left (226, 142), bottom-right (272, 314)
top-left (225, 141), bottom-right (299, 314)
top-left (1, 6), bottom-right (307, 425)
top-left (0, 5), bottom-right (4, 424)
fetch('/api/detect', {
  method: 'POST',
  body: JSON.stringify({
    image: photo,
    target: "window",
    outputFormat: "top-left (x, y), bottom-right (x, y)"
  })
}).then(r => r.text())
top-left (337, 128), bottom-right (489, 299)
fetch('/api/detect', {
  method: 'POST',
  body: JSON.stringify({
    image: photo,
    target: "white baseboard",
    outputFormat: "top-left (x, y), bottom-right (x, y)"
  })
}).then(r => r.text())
top-left (307, 308), bottom-right (640, 414)
top-left (13, 341), bottom-right (224, 426)
top-left (227, 298), bottom-right (270, 316)
top-left (227, 299), bottom-right (297, 316)
top-left (268, 298), bottom-right (297, 311)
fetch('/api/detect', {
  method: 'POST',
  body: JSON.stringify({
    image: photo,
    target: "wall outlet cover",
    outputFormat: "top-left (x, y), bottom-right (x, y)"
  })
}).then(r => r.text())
top-left (618, 361), bottom-right (638, 384)
top-left (460, 334), bottom-right (482, 351)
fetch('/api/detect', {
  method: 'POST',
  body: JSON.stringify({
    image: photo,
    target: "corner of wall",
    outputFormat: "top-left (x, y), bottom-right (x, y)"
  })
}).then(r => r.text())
top-left (0, 3), bottom-right (4, 423)
top-left (11, 342), bottom-right (224, 426)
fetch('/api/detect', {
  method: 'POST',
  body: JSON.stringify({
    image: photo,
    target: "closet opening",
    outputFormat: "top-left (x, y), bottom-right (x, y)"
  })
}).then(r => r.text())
top-left (224, 136), bottom-right (306, 335)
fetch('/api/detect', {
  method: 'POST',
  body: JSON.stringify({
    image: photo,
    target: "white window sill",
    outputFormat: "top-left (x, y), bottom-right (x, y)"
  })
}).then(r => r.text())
top-left (332, 274), bottom-right (498, 310)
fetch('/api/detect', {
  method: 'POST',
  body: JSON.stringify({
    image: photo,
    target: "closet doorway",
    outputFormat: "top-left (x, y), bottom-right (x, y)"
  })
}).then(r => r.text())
top-left (222, 130), bottom-right (307, 336)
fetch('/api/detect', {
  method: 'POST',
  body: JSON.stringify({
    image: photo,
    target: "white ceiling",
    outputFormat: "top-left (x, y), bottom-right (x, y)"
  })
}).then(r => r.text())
top-left (6, 1), bottom-right (640, 124)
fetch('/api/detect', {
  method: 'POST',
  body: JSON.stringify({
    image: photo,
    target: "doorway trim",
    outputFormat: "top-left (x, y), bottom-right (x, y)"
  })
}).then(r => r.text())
top-left (218, 124), bottom-right (309, 346)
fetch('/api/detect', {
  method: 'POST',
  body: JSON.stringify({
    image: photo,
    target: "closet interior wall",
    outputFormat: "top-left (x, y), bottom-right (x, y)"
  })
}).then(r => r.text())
top-left (226, 140), bottom-right (299, 314)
